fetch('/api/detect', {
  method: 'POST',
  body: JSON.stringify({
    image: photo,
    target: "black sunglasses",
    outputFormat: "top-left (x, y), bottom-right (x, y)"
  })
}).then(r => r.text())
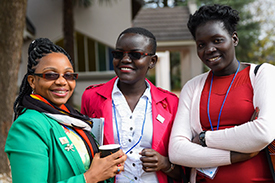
top-left (33, 73), bottom-right (78, 81)
top-left (111, 50), bottom-right (154, 60)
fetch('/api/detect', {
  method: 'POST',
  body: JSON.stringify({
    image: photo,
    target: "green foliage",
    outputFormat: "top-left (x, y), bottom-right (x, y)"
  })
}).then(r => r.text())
top-left (196, 0), bottom-right (254, 7)
top-left (174, 0), bottom-right (188, 6)
top-left (252, 30), bottom-right (275, 65)
top-left (248, 0), bottom-right (275, 65)
top-left (170, 52), bottom-right (182, 90)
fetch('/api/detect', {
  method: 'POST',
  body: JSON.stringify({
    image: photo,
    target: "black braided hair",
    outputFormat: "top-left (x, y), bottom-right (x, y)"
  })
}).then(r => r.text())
top-left (187, 4), bottom-right (240, 39)
top-left (117, 27), bottom-right (157, 54)
top-left (13, 38), bottom-right (72, 120)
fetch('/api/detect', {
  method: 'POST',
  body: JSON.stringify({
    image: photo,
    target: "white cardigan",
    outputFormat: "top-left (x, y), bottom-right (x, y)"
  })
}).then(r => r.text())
top-left (168, 63), bottom-right (275, 181)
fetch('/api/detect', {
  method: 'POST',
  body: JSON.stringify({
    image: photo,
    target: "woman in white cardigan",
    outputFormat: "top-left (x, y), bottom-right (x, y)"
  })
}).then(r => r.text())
top-left (169, 4), bottom-right (275, 183)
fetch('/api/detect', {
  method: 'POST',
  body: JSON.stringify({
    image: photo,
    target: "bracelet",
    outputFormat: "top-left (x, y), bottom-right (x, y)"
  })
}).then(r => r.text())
top-left (199, 131), bottom-right (207, 147)
top-left (163, 163), bottom-right (175, 173)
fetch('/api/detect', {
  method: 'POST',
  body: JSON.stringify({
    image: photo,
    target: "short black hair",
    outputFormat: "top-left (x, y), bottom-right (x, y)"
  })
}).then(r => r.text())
top-left (187, 4), bottom-right (240, 39)
top-left (117, 27), bottom-right (157, 54)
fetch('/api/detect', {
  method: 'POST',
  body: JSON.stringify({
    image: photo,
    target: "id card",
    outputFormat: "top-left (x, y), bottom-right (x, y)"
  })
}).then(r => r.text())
top-left (197, 167), bottom-right (218, 179)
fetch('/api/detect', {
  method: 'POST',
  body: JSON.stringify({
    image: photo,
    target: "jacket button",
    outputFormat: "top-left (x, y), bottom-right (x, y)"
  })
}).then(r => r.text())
top-left (162, 103), bottom-right (167, 109)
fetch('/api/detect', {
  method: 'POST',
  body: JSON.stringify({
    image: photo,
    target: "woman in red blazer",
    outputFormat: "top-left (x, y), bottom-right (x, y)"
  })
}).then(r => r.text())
top-left (81, 27), bottom-right (187, 183)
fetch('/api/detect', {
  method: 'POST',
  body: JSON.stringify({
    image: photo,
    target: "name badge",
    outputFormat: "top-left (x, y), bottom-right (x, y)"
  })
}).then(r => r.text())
top-left (197, 167), bottom-right (218, 179)
top-left (157, 114), bottom-right (165, 123)
top-left (59, 137), bottom-right (69, 145)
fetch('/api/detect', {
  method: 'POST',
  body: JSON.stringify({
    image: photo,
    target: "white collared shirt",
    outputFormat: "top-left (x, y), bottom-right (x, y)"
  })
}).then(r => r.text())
top-left (112, 78), bottom-right (158, 183)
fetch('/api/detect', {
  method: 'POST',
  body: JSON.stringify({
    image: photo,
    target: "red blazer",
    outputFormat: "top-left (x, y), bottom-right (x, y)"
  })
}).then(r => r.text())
top-left (81, 77), bottom-right (180, 183)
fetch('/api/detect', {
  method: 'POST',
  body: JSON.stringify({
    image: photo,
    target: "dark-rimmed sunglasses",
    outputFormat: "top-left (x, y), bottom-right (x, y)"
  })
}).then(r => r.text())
top-left (33, 73), bottom-right (78, 81)
top-left (111, 50), bottom-right (154, 60)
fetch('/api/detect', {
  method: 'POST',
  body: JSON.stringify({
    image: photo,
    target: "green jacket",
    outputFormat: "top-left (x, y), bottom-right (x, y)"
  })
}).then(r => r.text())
top-left (5, 109), bottom-right (87, 183)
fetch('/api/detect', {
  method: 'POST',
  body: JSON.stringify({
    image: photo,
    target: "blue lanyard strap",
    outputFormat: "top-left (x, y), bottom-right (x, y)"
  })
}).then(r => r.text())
top-left (112, 97), bottom-right (148, 154)
top-left (207, 61), bottom-right (240, 131)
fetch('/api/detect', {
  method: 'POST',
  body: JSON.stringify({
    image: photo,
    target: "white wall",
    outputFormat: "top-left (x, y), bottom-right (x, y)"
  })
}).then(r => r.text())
top-left (155, 51), bottom-right (171, 91)
top-left (73, 71), bottom-right (116, 108)
top-left (180, 45), bottom-right (202, 86)
top-left (74, 0), bottom-right (132, 47)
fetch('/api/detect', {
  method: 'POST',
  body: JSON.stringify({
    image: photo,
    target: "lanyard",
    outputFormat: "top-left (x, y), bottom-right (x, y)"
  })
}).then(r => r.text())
top-left (112, 97), bottom-right (148, 154)
top-left (207, 61), bottom-right (240, 131)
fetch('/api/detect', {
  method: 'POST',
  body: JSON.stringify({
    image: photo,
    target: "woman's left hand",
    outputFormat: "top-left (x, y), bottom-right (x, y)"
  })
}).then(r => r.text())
top-left (192, 134), bottom-right (200, 145)
top-left (139, 148), bottom-right (169, 172)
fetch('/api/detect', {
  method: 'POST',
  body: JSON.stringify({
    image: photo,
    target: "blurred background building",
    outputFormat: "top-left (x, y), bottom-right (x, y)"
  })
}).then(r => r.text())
top-left (21, 0), bottom-right (202, 108)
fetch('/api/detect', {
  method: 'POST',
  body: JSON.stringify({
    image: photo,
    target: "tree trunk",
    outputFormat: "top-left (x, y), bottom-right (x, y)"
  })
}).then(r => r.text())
top-left (63, 0), bottom-right (75, 63)
top-left (163, 0), bottom-right (168, 7)
top-left (63, 0), bottom-right (75, 106)
top-left (0, 0), bottom-right (27, 178)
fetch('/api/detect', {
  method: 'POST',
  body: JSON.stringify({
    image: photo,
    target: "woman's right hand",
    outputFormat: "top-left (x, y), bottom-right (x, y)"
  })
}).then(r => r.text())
top-left (230, 107), bottom-right (260, 164)
top-left (84, 149), bottom-right (127, 183)
top-left (230, 151), bottom-right (259, 164)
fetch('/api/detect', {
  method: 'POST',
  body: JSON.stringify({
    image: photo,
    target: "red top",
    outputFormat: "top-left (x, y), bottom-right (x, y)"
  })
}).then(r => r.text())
top-left (198, 66), bottom-right (273, 182)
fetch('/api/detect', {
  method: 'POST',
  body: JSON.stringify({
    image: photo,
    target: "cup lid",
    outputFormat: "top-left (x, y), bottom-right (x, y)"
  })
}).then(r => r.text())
top-left (99, 144), bottom-right (120, 150)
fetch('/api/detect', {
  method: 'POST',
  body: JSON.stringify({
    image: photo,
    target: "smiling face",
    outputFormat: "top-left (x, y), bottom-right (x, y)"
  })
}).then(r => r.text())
top-left (195, 21), bottom-right (239, 76)
top-left (113, 33), bottom-right (157, 86)
top-left (27, 52), bottom-right (76, 107)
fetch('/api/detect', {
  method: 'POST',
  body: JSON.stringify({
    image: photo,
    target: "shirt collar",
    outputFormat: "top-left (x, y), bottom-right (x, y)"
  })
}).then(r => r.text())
top-left (112, 78), bottom-right (152, 103)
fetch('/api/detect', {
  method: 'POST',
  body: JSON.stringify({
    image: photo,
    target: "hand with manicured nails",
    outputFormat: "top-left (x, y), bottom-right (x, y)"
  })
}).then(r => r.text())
top-left (84, 149), bottom-right (127, 183)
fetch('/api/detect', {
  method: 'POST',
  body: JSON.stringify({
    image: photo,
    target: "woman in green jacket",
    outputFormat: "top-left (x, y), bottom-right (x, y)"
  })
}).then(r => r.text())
top-left (5, 38), bottom-right (126, 183)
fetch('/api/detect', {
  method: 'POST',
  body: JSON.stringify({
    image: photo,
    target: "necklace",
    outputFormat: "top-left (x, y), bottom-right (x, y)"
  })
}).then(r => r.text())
top-left (207, 61), bottom-right (240, 131)
top-left (112, 97), bottom-right (148, 154)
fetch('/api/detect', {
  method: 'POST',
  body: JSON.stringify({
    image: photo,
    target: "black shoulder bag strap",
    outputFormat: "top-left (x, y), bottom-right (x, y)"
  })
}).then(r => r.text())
top-left (265, 145), bottom-right (275, 182)
top-left (254, 63), bottom-right (262, 75)
top-left (254, 63), bottom-right (275, 181)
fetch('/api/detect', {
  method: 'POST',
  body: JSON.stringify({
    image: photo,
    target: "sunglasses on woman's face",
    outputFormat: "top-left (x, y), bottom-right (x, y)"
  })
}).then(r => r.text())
top-left (33, 73), bottom-right (78, 81)
top-left (111, 50), bottom-right (154, 60)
